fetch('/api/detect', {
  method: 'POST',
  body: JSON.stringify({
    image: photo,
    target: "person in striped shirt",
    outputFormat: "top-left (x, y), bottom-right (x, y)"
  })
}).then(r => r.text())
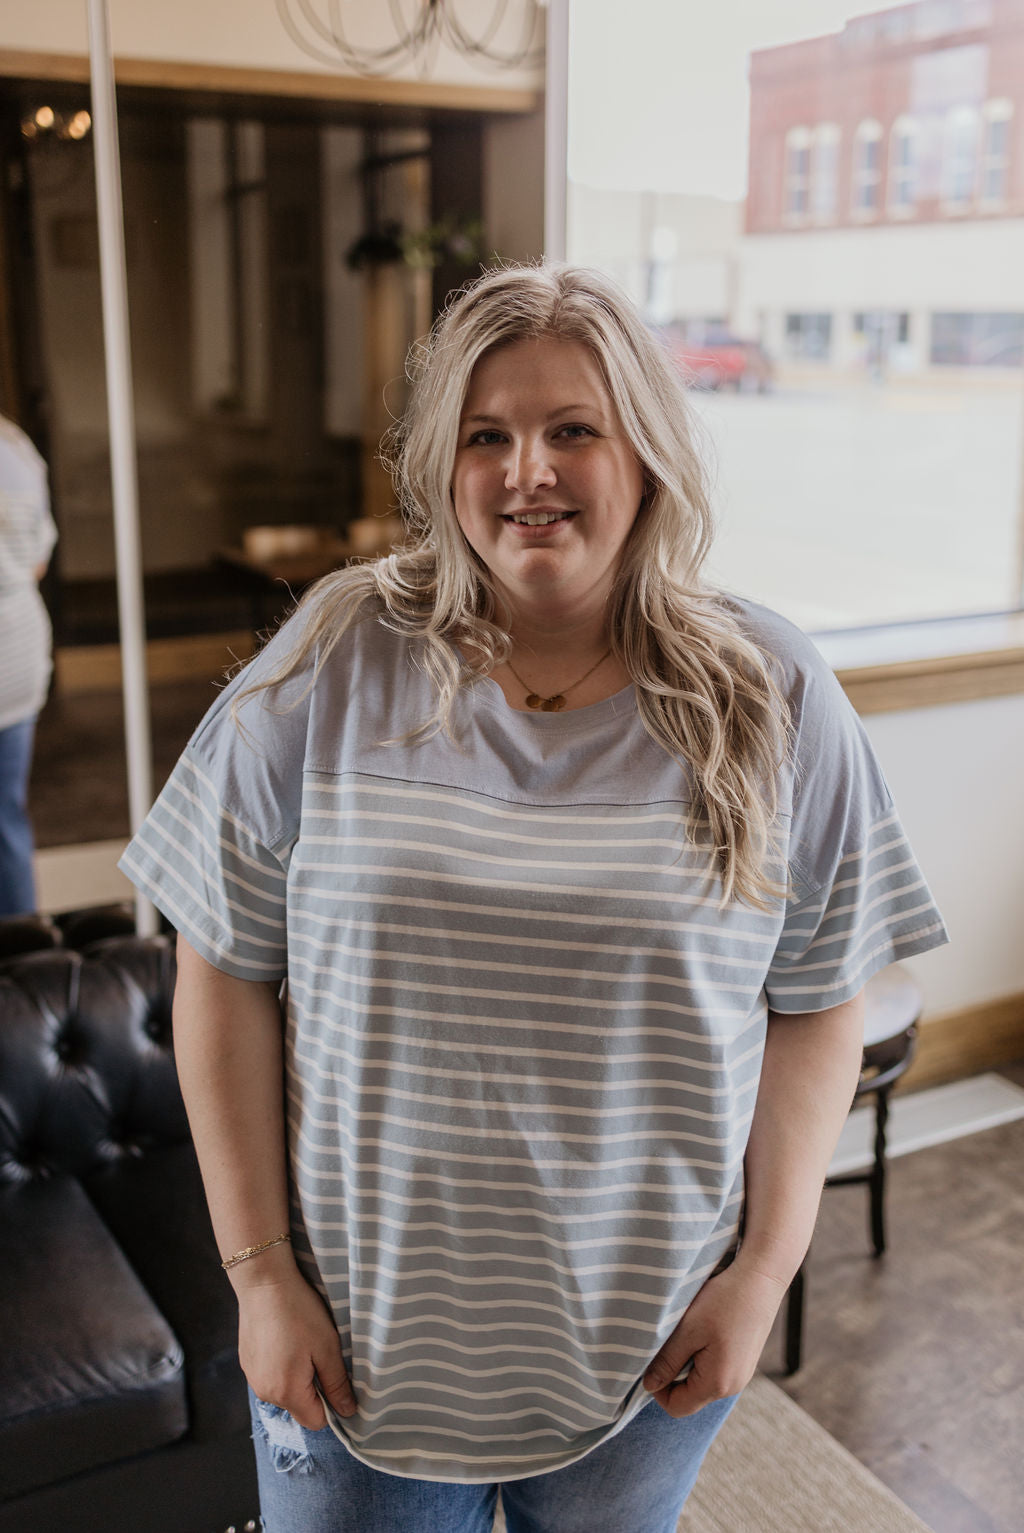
top-left (122, 265), bottom-right (946, 1533)
top-left (0, 414), bottom-right (56, 918)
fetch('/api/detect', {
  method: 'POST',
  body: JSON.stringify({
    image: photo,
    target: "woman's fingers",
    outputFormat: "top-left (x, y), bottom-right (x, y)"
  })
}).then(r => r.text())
top-left (642, 1331), bottom-right (695, 1396)
top-left (314, 1346), bottom-right (359, 1419)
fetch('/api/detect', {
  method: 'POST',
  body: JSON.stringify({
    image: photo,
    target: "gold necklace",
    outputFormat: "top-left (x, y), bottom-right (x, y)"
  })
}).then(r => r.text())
top-left (505, 648), bottom-right (612, 712)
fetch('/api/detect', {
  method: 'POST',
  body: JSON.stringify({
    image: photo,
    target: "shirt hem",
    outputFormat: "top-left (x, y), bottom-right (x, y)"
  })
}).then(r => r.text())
top-left (318, 1383), bottom-right (652, 1484)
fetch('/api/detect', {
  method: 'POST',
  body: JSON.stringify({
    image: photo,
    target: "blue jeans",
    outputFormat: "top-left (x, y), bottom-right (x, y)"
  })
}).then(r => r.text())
top-left (249, 1390), bottom-right (737, 1533)
top-left (0, 718), bottom-right (37, 917)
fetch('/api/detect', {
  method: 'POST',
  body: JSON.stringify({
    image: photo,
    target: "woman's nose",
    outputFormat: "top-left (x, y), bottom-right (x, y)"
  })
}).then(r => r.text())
top-left (505, 438), bottom-right (556, 493)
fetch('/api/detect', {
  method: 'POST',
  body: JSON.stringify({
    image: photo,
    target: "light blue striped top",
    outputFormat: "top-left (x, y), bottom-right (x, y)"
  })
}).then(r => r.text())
top-left (120, 598), bottom-right (947, 1482)
top-left (0, 415), bottom-right (56, 731)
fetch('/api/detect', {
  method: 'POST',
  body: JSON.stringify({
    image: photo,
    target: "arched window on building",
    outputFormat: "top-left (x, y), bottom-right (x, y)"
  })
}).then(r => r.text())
top-left (980, 99), bottom-right (1013, 205)
top-left (783, 127), bottom-right (811, 219)
top-left (942, 106), bottom-right (980, 208)
top-left (811, 124), bottom-right (840, 220)
top-left (851, 120), bottom-right (883, 216)
top-left (888, 116), bottom-right (918, 214)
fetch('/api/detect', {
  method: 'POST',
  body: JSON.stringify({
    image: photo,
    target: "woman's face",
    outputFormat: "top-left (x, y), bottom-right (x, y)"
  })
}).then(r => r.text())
top-left (451, 336), bottom-right (646, 619)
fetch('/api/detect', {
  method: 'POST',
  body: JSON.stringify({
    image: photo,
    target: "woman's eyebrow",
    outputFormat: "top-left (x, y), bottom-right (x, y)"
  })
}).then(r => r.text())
top-left (461, 404), bottom-right (600, 424)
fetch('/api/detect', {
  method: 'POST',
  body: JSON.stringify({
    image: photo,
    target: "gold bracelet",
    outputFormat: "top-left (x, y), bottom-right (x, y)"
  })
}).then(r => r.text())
top-left (221, 1233), bottom-right (291, 1270)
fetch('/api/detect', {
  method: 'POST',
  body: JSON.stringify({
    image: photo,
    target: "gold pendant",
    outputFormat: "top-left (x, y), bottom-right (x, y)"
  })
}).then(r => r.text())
top-left (541, 695), bottom-right (566, 712)
top-left (525, 693), bottom-right (545, 710)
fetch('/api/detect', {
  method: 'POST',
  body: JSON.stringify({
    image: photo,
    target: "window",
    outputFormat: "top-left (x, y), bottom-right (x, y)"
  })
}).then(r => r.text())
top-left (566, 1), bottom-right (1024, 632)
top-left (785, 313), bottom-right (832, 360)
top-left (931, 312), bottom-right (1024, 367)
top-left (811, 125), bottom-right (840, 221)
top-left (851, 120), bottom-right (883, 215)
top-left (942, 106), bottom-right (980, 207)
top-left (783, 128), bottom-right (811, 219)
top-left (888, 117), bottom-right (918, 213)
top-left (980, 100), bottom-right (1013, 204)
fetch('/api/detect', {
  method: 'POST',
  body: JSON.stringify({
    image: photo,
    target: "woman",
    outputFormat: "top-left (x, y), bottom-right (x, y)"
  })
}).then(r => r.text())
top-left (0, 413), bottom-right (57, 918)
top-left (121, 264), bottom-right (946, 1533)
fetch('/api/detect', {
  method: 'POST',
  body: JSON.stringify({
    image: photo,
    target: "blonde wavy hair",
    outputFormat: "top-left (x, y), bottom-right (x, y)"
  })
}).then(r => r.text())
top-left (239, 262), bottom-right (791, 907)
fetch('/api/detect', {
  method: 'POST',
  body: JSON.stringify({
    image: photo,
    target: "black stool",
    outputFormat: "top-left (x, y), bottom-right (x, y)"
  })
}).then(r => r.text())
top-left (784, 965), bottom-right (922, 1375)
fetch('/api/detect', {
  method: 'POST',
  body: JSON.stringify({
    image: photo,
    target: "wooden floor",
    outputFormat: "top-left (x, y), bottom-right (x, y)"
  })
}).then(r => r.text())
top-left (762, 1060), bottom-right (1024, 1533)
top-left (29, 675), bottom-right (1024, 1533)
top-left (31, 673), bottom-right (221, 848)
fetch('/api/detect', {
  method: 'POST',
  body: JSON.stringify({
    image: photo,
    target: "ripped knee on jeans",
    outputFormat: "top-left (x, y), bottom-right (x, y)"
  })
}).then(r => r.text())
top-left (252, 1399), bottom-right (315, 1475)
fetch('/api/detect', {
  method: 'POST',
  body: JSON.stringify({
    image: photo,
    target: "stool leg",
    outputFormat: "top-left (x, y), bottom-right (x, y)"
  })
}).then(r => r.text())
top-left (784, 1261), bottom-right (806, 1375)
top-left (870, 1086), bottom-right (891, 1257)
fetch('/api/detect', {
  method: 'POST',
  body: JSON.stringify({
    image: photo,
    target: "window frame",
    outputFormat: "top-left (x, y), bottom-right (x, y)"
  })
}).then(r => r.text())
top-left (810, 123), bottom-right (840, 223)
top-left (979, 98), bottom-right (1013, 208)
top-left (818, 611), bottom-right (1024, 714)
top-left (887, 114), bottom-right (918, 216)
top-left (783, 126), bottom-right (812, 223)
top-left (850, 119), bottom-right (883, 219)
top-left (941, 104), bottom-right (981, 212)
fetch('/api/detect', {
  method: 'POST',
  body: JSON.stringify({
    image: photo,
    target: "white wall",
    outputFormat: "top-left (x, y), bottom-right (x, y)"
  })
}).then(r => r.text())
top-left (0, 1), bottom-right (543, 92)
top-left (567, 184), bottom-right (741, 320)
top-left (863, 690), bottom-right (1024, 1017)
top-left (737, 219), bottom-right (1024, 324)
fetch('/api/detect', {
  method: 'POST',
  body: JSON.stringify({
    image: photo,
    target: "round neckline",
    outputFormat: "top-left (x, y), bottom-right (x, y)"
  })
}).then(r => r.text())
top-left (471, 671), bottom-right (637, 727)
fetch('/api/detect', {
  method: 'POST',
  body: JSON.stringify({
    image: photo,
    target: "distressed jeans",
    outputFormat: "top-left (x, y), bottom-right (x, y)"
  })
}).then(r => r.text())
top-left (249, 1389), bottom-right (737, 1533)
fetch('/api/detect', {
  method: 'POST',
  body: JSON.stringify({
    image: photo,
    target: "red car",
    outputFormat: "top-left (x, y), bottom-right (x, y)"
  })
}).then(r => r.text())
top-left (661, 332), bottom-right (774, 393)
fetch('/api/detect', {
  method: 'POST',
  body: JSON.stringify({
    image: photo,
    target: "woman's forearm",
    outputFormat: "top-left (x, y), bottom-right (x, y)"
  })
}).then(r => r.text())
top-left (173, 936), bottom-right (356, 1423)
top-left (735, 991), bottom-right (866, 1289)
top-left (172, 934), bottom-right (295, 1286)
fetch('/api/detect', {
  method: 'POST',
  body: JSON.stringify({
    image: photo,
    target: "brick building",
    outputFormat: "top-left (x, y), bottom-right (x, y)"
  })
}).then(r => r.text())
top-left (737, 0), bottom-right (1024, 371)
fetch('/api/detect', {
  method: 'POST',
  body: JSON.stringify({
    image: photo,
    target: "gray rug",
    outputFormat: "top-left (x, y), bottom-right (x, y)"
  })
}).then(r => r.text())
top-left (494, 1377), bottom-right (933, 1532)
top-left (681, 1376), bottom-right (934, 1532)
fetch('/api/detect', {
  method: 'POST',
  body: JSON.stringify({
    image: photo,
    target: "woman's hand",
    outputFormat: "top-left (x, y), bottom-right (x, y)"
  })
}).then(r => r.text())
top-left (235, 1260), bottom-right (357, 1430)
top-left (641, 1258), bottom-right (788, 1417)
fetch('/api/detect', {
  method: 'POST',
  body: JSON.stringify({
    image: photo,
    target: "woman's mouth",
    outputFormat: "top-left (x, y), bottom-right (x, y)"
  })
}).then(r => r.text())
top-left (504, 511), bottom-right (576, 526)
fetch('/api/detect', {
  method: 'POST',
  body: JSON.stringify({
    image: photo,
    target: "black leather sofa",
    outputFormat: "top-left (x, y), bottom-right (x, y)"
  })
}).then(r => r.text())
top-left (0, 929), bottom-right (260, 1533)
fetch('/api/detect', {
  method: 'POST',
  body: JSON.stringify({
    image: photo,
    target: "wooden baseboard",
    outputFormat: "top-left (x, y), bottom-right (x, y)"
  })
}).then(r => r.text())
top-left (903, 991), bottom-right (1024, 1091)
top-left (54, 630), bottom-right (255, 693)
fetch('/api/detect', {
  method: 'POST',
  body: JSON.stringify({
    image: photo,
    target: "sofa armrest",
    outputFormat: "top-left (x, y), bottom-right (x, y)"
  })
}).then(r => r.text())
top-left (0, 1179), bottom-right (186, 1502)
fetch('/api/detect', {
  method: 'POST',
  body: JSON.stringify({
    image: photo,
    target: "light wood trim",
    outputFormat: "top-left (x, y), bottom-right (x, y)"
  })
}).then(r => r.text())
top-left (54, 630), bottom-right (255, 693)
top-left (817, 610), bottom-right (1024, 715)
top-left (837, 646), bottom-right (1024, 714)
top-left (901, 991), bottom-right (1024, 1092)
top-left (0, 48), bottom-right (540, 113)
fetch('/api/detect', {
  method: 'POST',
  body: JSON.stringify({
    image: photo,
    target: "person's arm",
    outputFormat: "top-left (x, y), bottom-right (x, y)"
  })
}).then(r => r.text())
top-left (643, 990), bottom-right (864, 1415)
top-left (173, 934), bottom-right (357, 1427)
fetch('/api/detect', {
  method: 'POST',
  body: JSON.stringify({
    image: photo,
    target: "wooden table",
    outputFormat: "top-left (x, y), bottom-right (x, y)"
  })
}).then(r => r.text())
top-left (217, 541), bottom-right (354, 629)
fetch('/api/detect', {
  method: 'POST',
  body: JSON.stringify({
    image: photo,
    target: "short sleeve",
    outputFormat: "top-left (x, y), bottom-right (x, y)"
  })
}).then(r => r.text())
top-left (119, 616), bottom-right (316, 982)
top-left (764, 630), bottom-right (947, 1014)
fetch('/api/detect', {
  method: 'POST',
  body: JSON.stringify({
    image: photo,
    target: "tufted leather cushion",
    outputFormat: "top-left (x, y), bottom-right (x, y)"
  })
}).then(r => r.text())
top-left (0, 1178), bottom-right (186, 1500)
top-left (0, 916), bottom-right (61, 964)
top-left (0, 940), bottom-right (185, 1185)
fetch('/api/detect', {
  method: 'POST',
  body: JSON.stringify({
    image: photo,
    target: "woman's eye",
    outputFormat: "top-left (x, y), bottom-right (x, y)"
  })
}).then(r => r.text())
top-left (468, 429), bottom-right (504, 446)
top-left (557, 424), bottom-right (593, 440)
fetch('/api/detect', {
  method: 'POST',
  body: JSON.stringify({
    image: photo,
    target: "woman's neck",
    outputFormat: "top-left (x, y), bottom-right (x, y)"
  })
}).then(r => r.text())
top-left (501, 587), bottom-right (612, 660)
top-left (487, 599), bottom-right (627, 712)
